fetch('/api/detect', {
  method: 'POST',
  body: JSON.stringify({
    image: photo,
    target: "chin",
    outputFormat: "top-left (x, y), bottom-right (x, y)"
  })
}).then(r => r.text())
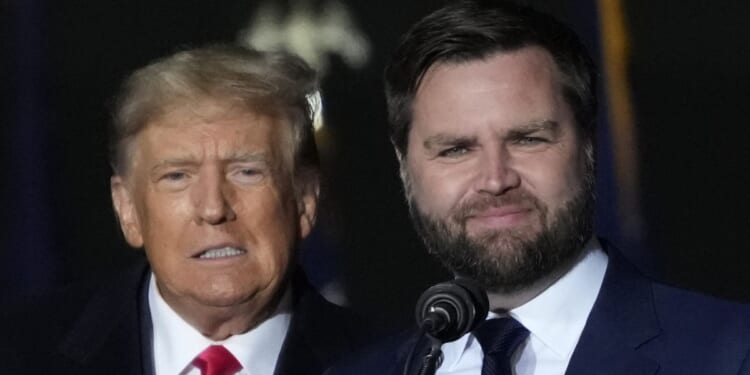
top-left (192, 289), bottom-right (255, 309)
top-left (194, 279), bottom-right (258, 307)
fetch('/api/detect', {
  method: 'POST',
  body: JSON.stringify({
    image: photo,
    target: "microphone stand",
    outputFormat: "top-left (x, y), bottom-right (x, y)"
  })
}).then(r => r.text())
top-left (413, 335), bottom-right (443, 375)
top-left (405, 278), bottom-right (489, 375)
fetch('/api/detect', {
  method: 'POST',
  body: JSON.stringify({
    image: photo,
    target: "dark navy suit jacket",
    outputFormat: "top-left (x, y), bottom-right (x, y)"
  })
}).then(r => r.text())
top-left (328, 246), bottom-right (750, 374)
top-left (2, 256), bottom-right (371, 374)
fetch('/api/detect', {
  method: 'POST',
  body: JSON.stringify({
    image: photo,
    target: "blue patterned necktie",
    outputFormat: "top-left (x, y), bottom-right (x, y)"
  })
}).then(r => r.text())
top-left (472, 317), bottom-right (530, 375)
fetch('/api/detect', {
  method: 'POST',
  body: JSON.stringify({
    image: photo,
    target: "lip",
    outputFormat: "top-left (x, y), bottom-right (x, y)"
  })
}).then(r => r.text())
top-left (469, 205), bottom-right (531, 218)
top-left (190, 243), bottom-right (248, 259)
top-left (465, 205), bottom-right (532, 228)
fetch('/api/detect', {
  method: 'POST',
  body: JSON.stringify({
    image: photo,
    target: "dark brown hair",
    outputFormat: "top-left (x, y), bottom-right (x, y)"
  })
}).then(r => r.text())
top-left (384, 0), bottom-right (597, 156)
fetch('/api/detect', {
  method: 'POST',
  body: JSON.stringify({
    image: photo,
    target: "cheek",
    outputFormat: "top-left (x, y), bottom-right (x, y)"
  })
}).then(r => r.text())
top-left (524, 154), bottom-right (582, 208)
top-left (236, 188), bottom-right (298, 254)
top-left (407, 161), bottom-right (471, 217)
top-left (140, 192), bottom-right (193, 243)
top-left (557, 147), bottom-right (587, 194)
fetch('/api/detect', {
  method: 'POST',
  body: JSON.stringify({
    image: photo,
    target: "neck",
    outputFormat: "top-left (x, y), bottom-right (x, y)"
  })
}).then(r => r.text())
top-left (486, 248), bottom-right (589, 312)
top-left (161, 285), bottom-right (288, 341)
top-left (188, 304), bottom-right (275, 341)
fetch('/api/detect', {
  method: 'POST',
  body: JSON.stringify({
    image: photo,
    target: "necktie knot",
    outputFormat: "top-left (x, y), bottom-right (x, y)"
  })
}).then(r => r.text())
top-left (192, 345), bottom-right (242, 375)
top-left (473, 317), bottom-right (529, 375)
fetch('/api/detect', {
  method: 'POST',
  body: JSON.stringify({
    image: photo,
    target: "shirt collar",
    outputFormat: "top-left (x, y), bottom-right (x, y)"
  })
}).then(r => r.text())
top-left (510, 237), bottom-right (607, 359)
top-left (441, 237), bottom-right (608, 368)
top-left (149, 274), bottom-right (292, 375)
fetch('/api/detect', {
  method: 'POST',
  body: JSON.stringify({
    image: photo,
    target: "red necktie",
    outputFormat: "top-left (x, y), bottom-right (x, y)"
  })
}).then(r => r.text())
top-left (192, 345), bottom-right (243, 375)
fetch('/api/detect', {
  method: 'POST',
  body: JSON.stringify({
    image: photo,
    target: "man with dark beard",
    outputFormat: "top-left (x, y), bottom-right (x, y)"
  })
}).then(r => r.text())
top-left (328, 1), bottom-right (750, 374)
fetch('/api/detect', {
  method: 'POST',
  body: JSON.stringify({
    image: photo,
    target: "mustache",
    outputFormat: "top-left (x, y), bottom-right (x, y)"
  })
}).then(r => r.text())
top-left (452, 189), bottom-right (542, 222)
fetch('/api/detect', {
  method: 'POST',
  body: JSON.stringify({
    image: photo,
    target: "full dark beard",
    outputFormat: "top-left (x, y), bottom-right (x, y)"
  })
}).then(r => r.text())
top-left (408, 185), bottom-right (594, 294)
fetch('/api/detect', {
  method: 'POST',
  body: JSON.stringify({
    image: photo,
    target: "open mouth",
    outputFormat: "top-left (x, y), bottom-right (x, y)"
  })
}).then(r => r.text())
top-left (193, 246), bottom-right (247, 260)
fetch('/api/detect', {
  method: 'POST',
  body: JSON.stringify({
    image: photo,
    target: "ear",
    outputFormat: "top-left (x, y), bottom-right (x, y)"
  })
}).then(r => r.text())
top-left (111, 175), bottom-right (144, 248)
top-left (393, 145), bottom-right (410, 186)
top-left (296, 173), bottom-right (320, 239)
top-left (392, 142), bottom-right (404, 163)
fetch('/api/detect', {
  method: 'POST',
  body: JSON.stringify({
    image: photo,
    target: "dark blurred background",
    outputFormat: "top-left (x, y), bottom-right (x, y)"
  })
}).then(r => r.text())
top-left (2, 0), bottom-right (749, 329)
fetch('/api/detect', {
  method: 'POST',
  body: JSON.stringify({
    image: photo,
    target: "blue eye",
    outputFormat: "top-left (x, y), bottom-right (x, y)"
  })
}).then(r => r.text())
top-left (516, 136), bottom-right (547, 145)
top-left (232, 167), bottom-right (265, 185)
top-left (162, 171), bottom-right (187, 181)
top-left (155, 170), bottom-right (192, 191)
top-left (438, 146), bottom-right (469, 158)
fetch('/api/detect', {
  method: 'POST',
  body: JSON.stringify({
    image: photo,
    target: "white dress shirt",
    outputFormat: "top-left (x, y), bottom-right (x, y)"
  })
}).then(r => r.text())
top-left (148, 275), bottom-right (292, 375)
top-left (436, 238), bottom-right (609, 375)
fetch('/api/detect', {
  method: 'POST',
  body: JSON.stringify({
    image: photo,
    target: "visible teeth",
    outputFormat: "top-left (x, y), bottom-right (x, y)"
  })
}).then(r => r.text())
top-left (198, 247), bottom-right (244, 259)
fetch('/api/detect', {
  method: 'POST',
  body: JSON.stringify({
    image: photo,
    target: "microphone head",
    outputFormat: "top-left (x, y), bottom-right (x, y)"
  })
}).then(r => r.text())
top-left (414, 278), bottom-right (489, 342)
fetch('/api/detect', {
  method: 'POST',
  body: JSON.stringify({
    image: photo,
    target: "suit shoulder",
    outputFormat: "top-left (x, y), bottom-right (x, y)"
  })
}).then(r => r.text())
top-left (650, 280), bottom-right (750, 349)
top-left (325, 328), bottom-right (419, 375)
top-left (0, 280), bottom-right (101, 372)
top-left (652, 281), bottom-right (750, 320)
top-left (293, 287), bottom-right (377, 347)
top-left (0, 260), bottom-right (148, 368)
top-left (281, 281), bottom-right (388, 374)
top-left (2, 280), bottom-right (98, 342)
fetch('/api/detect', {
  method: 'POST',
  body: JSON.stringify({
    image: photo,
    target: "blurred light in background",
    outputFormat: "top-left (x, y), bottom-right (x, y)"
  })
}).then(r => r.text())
top-left (597, 0), bottom-right (643, 245)
top-left (238, 0), bottom-right (371, 76)
top-left (236, 0), bottom-right (374, 304)
top-left (307, 90), bottom-right (325, 131)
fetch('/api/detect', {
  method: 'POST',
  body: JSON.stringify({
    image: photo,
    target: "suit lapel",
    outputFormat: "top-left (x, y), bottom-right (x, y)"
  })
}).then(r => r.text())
top-left (275, 273), bottom-right (374, 375)
top-left (138, 270), bottom-right (156, 375)
top-left (274, 303), bottom-right (322, 375)
top-left (274, 276), bottom-right (333, 375)
top-left (566, 246), bottom-right (661, 375)
top-left (55, 257), bottom-right (153, 374)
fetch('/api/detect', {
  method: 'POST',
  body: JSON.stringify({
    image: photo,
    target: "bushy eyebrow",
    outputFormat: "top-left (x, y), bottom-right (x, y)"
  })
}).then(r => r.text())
top-left (506, 120), bottom-right (560, 138)
top-left (423, 134), bottom-right (478, 151)
top-left (421, 120), bottom-right (560, 150)
top-left (224, 151), bottom-right (269, 163)
top-left (149, 158), bottom-right (197, 173)
top-left (149, 152), bottom-right (269, 173)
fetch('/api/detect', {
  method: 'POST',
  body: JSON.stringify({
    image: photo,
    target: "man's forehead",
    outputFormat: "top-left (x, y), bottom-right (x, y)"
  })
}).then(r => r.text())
top-left (410, 48), bottom-right (572, 129)
top-left (149, 150), bottom-right (270, 165)
top-left (126, 108), bottom-right (287, 163)
top-left (421, 120), bottom-right (561, 148)
top-left (151, 99), bottom-right (272, 127)
top-left (416, 47), bottom-right (563, 96)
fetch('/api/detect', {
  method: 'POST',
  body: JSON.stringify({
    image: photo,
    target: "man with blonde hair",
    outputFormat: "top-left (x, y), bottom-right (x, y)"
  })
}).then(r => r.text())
top-left (4, 44), bottom-right (368, 375)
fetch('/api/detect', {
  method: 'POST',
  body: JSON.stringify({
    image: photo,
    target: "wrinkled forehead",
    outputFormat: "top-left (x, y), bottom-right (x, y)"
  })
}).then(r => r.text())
top-left (414, 47), bottom-right (586, 142)
top-left (154, 96), bottom-right (284, 126)
top-left (121, 99), bottom-right (295, 173)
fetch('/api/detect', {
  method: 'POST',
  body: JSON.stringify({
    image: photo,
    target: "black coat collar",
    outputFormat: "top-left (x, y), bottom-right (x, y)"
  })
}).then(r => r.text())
top-left (54, 257), bottom-right (369, 375)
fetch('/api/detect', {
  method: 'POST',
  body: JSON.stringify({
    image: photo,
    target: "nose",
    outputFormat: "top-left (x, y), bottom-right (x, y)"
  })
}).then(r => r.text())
top-left (475, 145), bottom-right (521, 195)
top-left (194, 168), bottom-right (236, 225)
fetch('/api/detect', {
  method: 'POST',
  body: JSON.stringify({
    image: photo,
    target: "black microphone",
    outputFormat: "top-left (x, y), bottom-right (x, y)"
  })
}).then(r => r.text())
top-left (414, 278), bottom-right (489, 343)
